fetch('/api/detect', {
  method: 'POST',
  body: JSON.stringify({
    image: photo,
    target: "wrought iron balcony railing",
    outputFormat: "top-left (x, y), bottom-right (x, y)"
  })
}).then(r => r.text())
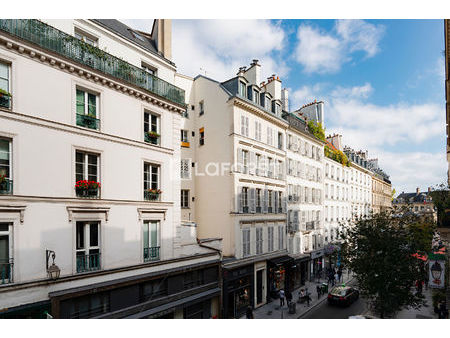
top-left (143, 246), bottom-right (160, 262)
top-left (76, 252), bottom-right (101, 273)
top-left (76, 113), bottom-right (100, 130)
top-left (0, 19), bottom-right (185, 107)
top-left (144, 190), bottom-right (161, 201)
top-left (0, 178), bottom-right (13, 195)
top-left (0, 260), bottom-right (13, 284)
top-left (0, 94), bottom-right (11, 109)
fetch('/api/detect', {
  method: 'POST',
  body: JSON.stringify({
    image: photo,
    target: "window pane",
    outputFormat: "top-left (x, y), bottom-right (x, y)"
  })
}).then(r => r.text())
top-left (87, 93), bottom-right (96, 116)
top-left (76, 222), bottom-right (84, 250)
top-left (88, 154), bottom-right (97, 166)
top-left (150, 221), bottom-right (158, 247)
top-left (0, 78), bottom-right (8, 92)
top-left (89, 223), bottom-right (98, 247)
top-left (0, 235), bottom-right (9, 262)
top-left (76, 90), bottom-right (85, 114)
top-left (143, 222), bottom-right (149, 248)
top-left (0, 63), bottom-right (8, 80)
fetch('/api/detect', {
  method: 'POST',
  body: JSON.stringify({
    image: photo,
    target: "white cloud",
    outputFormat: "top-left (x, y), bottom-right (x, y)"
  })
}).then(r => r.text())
top-left (172, 20), bottom-right (288, 81)
top-left (335, 20), bottom-right (385, 58)
top-left (294, 20), bottom-right (385, 74)
top-left (331, 82), bottom-right (373, 100)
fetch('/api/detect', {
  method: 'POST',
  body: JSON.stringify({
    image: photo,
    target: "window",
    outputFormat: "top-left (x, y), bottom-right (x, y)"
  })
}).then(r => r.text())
top-left (241, 115), bottom-right (249, 137)
top-left (253, 89), bottom-right (260, 104)
top-left (242, 229), bottom-right (250, 257)
top-left (199, 128), bottom-right (205, 146)
top-left (143, 220), bottom-right (160, 261)
top-left (144, 111), bottom-right (160, 145)
top-left (142, 62), bottom-right (157, 76)
top-left (0, 138), bottom-right (12, 194)
top-left (181, 190), bottom-right (190, 208)
top-left (181, 159), bottom-right (191, 180)
top-left (255, 121), bottom-right (262, 141)
top-left (141, 278), bottom-right (167, 301)
top-left (278, 132), bottom-right (283, 150)
top-left (241, 187), bottom-right (249, 213)
top-left (76, 222), bottom-right (100, 273)
top-left (256, 189), bottom-right (262, 212)
top-left (268, 190), bottom-right (273, 213)
top-left (75, 151), bottom-right (100, 197)
top-left (144, 162), bottom-right (160, 198)
top-left (256, 228), bottom-right (263, 254)
top-left (242, 150), bottom-right (249, 174)
top-left (268, 158), bottom-right (274, 178)
top-left (0, 223), bottom-right (12, 283)
top-left (267, 127), bottom-right (273, 146)
top-left (181, 130), bottom-right (189, 143)
top-left (278, 225), bottom-right (284, 250)
top-left (0, 61), bottom-right (11, 109)
top-left (255, 154), bottom-right (261, 175)
top-left (268, 227), bottom-right (274, 252)
top-left (75, 29), bottom-right (98, 46)
top-left (199, 101), bottom-right (204, 116)
top-left (76, 88), bottom-right (99, 130)
top-left (239, 81), bottom-right (246, 97)
top-left (277, 191), bottom-right (283, 212)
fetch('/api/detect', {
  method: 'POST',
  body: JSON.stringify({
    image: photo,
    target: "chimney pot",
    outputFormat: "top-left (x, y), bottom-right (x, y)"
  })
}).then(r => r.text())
top-left (416, 187), bottom-right (420, 194)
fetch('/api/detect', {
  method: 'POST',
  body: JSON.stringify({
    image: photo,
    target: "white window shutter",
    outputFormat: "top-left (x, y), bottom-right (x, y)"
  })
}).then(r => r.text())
top-left (249, 152), bottom-right (255, 175)
top-left (250, 188), bottom-right (256, 213)
top-left (237, 148), bottom-right (243, 173)
top-left (282, 194), bottom-right (286, 213)
top-left (275, 191), bottom-right (279, 211)
top-left (263, 189), bottom-right (268, 213)
top-left (238, 190), bottom-right (243, 213)
top-left (262, 156), bottom-right (268, 177)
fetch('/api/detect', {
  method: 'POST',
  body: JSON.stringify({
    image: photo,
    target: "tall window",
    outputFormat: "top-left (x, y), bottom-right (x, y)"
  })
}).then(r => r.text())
top-left (268, 158), bottom-right (273, 178)
top-left (239, 81), bottom-right (246, 97)
top-left (255, 154), bottom-right (261, 175)
top-left (241, 116), bottom-right (249, 137)
top-left (199, 101), bottom-right (204, 116)
top-left (181, 189), bottom-right (189, 208)
top-left (143, 220), bottom-right (160, 261)
top-left (242, 229), bottom-right (250, 257)
top-left (278, 132), bottom-right (283, 150)
top-left (277, 191), bottom-right (283, 212)
top-left (76, 88), bottom-right (99, 130)
top-left (181, 159), bottom-right (191, 179)
top-left (0, 62), bottom-right (10, 109)
top-left (144, 163), bottom-right (160, 191)
top-left (255, 121), bottom-right (262, 141)
top-left (241, 187), bottom-right (249, 213)
top-left (181, 130), bottom-right (189, 143)
top-left (242, 150), bottom-right (249, 174)
top-left (256, 228), bottom-right (263, 254)
top-left (0, 138), bottom-right (11, 194)
top-left (256, 189), bottom-right (262, 213)
top-left (199, 128), bottom-right (205, 146)
top-left (75, 151), bottom-right (99, 196)
top-left (278, 225), bottom-right (284, 250)
top-left (253, 89), bottom-right (260, 104)
top-left (0, 223), bottom-right (12, 283)
top-left (267, 127), bottom-right (273, 146)
top-left (144, 111), bottom-right (160, 145)
top-left (268, 227), bottom-right (274, 252)
top-left (76, 222), bottom-right (100, 273)
top-left (268, 190), bottom-right (273, 213)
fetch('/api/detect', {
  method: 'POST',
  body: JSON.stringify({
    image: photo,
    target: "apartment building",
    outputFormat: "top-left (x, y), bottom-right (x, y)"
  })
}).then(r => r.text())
top-left (393, 187), bottom-right (437, 221)
top-left (0, 19), bottom-right (221, 319)
top-left (284, 111), bottom-right (324, 288)
top-left (176, 60), bottom-right (292, 318)
top-left (368, 158), bottom-right (392, 213)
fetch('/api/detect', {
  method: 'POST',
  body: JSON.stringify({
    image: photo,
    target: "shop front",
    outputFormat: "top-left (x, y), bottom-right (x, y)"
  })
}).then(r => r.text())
top-left (222, 264), bottom-right (254, 318)
top-left (310, 249), bottom-right (324, 280)
top-left (288, 254), bottom-right (310, 290)
top-left (267, 256), bottom-right (295, 300)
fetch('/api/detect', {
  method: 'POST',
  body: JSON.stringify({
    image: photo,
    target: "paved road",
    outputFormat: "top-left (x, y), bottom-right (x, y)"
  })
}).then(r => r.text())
top-left (302, 280), bottom-right (370, 319)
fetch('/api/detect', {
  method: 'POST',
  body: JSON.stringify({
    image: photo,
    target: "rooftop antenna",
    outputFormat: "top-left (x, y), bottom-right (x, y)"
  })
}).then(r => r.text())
top-left (200, 67), bottom-right (207, 76)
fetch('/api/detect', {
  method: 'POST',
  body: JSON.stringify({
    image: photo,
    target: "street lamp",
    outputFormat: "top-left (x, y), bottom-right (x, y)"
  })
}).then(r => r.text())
top-left (430, 261), bottom-right (442, 284)
top-left (46, 249), bottom-right (60, 280)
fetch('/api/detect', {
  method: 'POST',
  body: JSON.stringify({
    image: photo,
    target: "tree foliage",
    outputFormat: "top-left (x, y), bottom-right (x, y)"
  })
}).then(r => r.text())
top-left (307, 120), bottom-right (326, 142)
top-left (429, 182), bottom-right (450, 227)
top-left (339, 208), bottom-right (432, 318)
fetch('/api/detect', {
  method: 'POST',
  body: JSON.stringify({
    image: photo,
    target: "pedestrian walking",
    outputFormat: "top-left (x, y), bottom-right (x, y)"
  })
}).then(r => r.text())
top-left (337, 268), bottom-right (342, 283)
top-left (279, 288), bottom-right (285, 307)
top-left (246, 306), bottom-right (254, 319)
top-left (334, 272), bottom-right (339, 285)
top-left (305, 288), bottom-right (311, 307)
top-left (316, 284), bottom-right (322, 299)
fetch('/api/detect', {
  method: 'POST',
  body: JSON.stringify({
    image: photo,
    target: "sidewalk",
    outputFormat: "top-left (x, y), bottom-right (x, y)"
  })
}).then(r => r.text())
top-left (395, 286), bottom-right (437, 319)
top-left (241, 270), bottom-right (354, 319)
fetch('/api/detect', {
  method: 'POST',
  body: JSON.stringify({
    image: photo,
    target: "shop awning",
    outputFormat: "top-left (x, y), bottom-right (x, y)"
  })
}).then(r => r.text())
top-left (289, 254), bottom-right (310, 263)
top-left (268, 255), bottom-right (294, 266)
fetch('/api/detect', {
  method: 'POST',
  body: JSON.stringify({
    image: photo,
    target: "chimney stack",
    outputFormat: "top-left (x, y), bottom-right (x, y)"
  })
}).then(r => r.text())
top-left (416, 187), bottom-right (420, 194)
top-left (152, 19), bottom-right (172, 60)
top-left (281, 88), bottom-right (289, 112)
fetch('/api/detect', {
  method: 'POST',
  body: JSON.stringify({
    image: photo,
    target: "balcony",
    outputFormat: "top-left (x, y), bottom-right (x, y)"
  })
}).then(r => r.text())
top-left (0, 260), bottom-right (13, 284)
top-left (144, 190), bottom-right (161, 201)
top-left (143, 247), bottom-right (160, 262)
top-left (144, 132), bottom-right (160, 145)
top-left (76, 253), bottom-right (100, 273)
top-left (0, 93), bottom-right (11, 109)
top-left (76, 113), bottom-right (100, 130)
top-left (0, 19), bottom-right (185, 107)
top-left (75, 187), bottom-right (100, 199)
top-left (0, 178), bottom-right (13, 195)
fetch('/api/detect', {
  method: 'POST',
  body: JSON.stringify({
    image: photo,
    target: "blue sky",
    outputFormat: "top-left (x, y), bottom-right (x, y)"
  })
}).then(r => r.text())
top-left (123, 19), bottom-right (447, 194)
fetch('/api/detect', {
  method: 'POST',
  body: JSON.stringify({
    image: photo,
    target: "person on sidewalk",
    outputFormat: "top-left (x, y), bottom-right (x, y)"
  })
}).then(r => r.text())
top-left (337, 268), bottom-right (343, 283)
top-left (316, 284), bottom-right (322, 299)
top-left (246, 306), bottom-right (254, 319)
top-left (286, 289), bottom-right (293, 306)
top-left (305, 288), bottom-right (311, 307)
top-left (279, 288), bottom-right (285, 308)
top-left (334, 271), bottom-right (339, 285)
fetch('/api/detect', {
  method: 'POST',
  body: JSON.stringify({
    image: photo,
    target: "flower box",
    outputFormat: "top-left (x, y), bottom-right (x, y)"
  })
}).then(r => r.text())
top-left (75, 180), bottom-right (101, 198)
top-left (144, 189), bottom-right (161, 201)
top-left (145, 131), bottom-right (160, 145)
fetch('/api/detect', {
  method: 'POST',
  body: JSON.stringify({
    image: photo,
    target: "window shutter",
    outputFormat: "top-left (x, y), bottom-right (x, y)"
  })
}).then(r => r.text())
top-left (282, 194), bottom-right (286, 213)
top-left (238, 190), bottom-right (243, 213)
top-left (280, 162), bottom-right (284, 180)
top-left (249, 152), bottom-right (255, 175)
top-left (263, 189), bottom-right (268, 213)
top-left (262, 156), bottom-right (267, 177)
top-left (236, 148), bottom-right (243, 173)
top-left (275, 191), bottom-right (279, 211)
top-left (250, 188), bottom-right (256, 213)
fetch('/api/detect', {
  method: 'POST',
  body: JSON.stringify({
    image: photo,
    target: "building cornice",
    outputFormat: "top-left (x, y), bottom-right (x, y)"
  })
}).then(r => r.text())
top-left (0, 33), bottom-right (186, 113)
top-left (232, 98), bottom-right (289, 129)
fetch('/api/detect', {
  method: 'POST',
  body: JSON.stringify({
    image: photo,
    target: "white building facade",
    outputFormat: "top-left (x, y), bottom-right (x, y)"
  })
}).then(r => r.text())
top-left (0, 19), bottom-right (221, 319)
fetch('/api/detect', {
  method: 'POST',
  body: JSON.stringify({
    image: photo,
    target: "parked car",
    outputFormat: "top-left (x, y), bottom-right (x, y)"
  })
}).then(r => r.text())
top-left (327, 285), bottom-right (359, 306)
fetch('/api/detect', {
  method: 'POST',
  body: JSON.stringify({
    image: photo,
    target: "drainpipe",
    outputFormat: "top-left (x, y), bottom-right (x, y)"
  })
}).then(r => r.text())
top-left (197, 239), bottom-right (223, 318)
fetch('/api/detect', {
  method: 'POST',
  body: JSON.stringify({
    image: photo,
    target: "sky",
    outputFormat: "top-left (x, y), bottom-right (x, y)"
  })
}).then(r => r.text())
top-left (122, 19), bottom-right (447, 195)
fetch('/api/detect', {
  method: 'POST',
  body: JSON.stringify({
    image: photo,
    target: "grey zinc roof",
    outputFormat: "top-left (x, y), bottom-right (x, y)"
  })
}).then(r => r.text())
top-left (90, 19), bottom-right (175, 66)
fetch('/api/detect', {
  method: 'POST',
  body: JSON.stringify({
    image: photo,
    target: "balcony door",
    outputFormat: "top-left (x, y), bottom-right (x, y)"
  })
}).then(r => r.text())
top-left (76, 221), bottom-right (100, 273)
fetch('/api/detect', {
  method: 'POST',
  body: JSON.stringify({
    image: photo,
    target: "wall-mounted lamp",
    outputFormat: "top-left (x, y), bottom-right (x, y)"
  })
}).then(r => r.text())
top-left (46, 249), bottom-right (61, 280)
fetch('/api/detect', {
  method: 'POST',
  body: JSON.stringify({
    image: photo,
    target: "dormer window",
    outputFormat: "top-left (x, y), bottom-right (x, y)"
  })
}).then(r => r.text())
top-left (275, 103), bottom-right (281, 115)
top-left (74, 28), bottom-right (98, 47)
top-left (239, 81), bottom-right (246, 97)
top-left (253, 89), bottom-right (260, 105)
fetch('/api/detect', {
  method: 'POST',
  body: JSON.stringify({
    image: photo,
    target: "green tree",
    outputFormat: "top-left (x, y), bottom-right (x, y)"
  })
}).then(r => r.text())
top-left (429, 183), bottom-right (450, 227)
top-left (340, 209), bottom-right (427, 318)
